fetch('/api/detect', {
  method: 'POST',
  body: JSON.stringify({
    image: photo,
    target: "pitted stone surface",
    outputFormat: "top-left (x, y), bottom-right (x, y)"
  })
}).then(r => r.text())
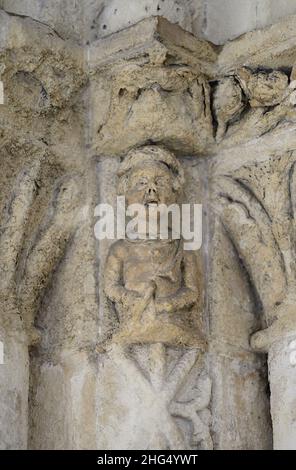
top-left (1, 3), bottom-right (296, 451)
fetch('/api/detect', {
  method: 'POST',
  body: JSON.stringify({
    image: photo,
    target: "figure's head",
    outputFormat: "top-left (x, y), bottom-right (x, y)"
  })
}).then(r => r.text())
top-left (118, 146), bottom-right (184, 207)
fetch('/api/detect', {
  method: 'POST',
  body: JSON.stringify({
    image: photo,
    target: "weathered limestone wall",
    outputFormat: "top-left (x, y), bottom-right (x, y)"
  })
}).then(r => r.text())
top-left (1, 1), bottom-right (296, 451)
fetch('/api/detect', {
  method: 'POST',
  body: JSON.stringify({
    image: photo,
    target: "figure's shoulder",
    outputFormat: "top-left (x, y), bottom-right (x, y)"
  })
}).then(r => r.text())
top-left (108, 239), bottom-right (128, 258)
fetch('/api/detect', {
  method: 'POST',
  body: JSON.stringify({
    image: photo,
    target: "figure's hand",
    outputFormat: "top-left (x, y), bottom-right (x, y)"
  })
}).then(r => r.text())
top-left (121, 289), bottom-right (142, 310)
top-left (155, 298), bottom-right (174, 314)
top-left (117, 289), bottom-right (151, 322)
top-left (155, 289), bottom-right (198, 315)
top-left (114, 283), bottom-right (157, 322)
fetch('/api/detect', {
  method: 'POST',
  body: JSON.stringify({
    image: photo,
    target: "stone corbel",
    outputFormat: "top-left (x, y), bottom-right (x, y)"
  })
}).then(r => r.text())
top-left (212, 15), bottom-right (296, 147)
top-left (0, 9), bottom-right (86, 134)
top-left (89, 16), bottom-right (218, 156)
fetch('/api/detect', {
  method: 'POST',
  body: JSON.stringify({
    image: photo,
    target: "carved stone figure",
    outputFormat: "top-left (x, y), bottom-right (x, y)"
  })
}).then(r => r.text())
top-left (103, 146), bottom-right (205, 349)
top-left (98, 146), bottom-right (211, 449)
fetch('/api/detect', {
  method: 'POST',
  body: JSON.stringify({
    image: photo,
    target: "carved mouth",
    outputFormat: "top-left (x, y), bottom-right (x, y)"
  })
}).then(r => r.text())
top-left (144, 198), bottom-right (158, 207)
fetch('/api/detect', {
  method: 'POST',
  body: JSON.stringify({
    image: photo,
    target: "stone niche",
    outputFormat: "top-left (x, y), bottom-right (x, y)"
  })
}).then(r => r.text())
top-left (1, 8), bottom-right (296, 450)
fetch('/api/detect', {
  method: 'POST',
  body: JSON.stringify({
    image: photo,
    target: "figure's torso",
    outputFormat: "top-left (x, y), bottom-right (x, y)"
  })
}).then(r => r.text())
top-left (121, 239), bottom-right (183, 297)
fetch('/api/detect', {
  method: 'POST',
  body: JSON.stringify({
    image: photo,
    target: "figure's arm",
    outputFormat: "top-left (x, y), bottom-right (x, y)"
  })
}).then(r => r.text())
top-left (104, 243), bottom-right (145, 321)
top-left (104, 244), bottom-right (127, 305)
top-left (155, 252), bottom-right (199, 313)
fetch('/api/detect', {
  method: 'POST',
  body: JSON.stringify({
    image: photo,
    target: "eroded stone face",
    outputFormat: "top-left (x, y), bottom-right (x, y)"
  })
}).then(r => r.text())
top-left (89, 16), bottom-right (217, 156)
top-left (124, 164), bottom-right (176, 207)
top-left (94, 66), bottom-right (214, 156)
top-left (212, 67), bottom-right (296, 146)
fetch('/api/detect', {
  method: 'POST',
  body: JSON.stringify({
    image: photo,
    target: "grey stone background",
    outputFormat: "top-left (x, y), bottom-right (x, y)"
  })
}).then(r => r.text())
top-left (1, 0), bottom-right (296, 45)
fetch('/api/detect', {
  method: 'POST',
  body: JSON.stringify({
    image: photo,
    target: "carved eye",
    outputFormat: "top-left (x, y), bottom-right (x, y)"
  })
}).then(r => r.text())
top-left (156, 176), bottom-right (170, 187)
top-left (135, 178), bottom-right (147, 189)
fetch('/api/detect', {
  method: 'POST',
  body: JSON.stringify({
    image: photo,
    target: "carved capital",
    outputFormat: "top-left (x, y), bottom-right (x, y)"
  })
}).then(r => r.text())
top-left (89, 17), bottom-right (218, 156)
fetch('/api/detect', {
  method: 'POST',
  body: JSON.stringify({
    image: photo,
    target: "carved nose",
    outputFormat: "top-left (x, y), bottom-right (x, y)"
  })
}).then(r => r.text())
top-left (148, 186), bottom-right (157, 195)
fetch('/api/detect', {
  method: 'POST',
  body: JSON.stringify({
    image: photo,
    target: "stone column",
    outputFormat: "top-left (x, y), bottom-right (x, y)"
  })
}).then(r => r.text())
top-left (269, 337), bottom-right (296, 449)
top-left (251, 303), bottom-right (296, 449)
